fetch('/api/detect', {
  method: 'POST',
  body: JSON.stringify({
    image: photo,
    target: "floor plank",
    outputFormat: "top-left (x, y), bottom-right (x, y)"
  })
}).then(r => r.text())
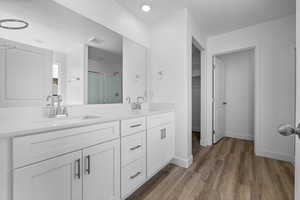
top-left (127, 136), bottom-right (294, 200)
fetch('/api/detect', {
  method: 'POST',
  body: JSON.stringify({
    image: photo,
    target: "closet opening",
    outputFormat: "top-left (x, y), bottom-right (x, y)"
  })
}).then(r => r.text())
top-left (212, 48), bottom-right (255, 144)
top-left (192, 40), bottom-right (202, 155)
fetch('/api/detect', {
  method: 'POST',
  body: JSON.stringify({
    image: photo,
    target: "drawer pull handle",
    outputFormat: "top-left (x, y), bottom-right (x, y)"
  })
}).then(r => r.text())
top-left (130, 124), bottom-right (142, 128)
top-left (130, 172), bottom-right (141, 179)
top-left (130, 145), bottom-right (142, 151)
top-left (85, 155), bottom-right (91, 175)
top-left (74, 159), bottom-right (81, 179)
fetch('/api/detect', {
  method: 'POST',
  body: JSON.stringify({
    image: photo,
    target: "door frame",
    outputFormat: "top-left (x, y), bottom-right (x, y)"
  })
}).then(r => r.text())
top-left (191, 38), bottom-right (206, 147)
top-left (211, 47), bottom-right (259, 148)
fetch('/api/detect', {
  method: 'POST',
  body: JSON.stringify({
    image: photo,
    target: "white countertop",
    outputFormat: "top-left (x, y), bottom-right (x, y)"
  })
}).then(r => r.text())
top-left (0, 109), bottom-right (174, 139)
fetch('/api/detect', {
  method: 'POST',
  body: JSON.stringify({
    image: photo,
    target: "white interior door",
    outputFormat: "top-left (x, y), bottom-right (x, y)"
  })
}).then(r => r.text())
top-left (213, 56), bottom-right (226, 143)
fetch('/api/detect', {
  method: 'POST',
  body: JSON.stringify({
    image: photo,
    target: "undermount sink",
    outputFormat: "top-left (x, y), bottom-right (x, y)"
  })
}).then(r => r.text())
top-left (33, 115), bottom-right (101, 124)
top-left (80, 115), bottom-right (101, 120)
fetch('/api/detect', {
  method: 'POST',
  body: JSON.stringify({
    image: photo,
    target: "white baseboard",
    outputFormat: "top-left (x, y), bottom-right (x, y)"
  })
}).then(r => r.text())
top-left (255, 147), bottom-right (294, 163)
top-left (171, 155), bottom-right (193, 168)
top-left (225, 131), bottom-right (254, 141)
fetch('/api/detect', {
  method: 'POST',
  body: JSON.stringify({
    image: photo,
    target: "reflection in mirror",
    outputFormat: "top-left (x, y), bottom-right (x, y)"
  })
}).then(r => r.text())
top-left (87, 46), bottom-right (123, 104)
top-left (0, 0), bottom-right (124, 107)
top-left (0, 0), bottom-right (147, 108)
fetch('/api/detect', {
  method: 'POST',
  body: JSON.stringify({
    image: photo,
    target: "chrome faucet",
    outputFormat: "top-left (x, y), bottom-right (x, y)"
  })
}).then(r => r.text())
top-left (46, 95), bottom-right (68, 118)
top-left (131, 96), bottom-right (145, 111)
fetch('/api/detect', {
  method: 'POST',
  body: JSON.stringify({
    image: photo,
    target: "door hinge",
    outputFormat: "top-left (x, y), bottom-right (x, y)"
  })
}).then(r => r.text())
top-left (212, 130), bottom-right (216, 135)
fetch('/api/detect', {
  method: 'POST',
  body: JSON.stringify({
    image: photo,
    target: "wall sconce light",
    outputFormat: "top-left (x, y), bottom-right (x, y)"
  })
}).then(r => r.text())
top-left (157, 70), bottom-right (165, 80)
top-left (135, 74), bottom-right (141, 82)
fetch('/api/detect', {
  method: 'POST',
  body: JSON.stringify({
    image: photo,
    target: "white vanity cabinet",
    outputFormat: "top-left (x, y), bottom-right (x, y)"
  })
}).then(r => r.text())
top-left (12, 121), bottom-right (121, 200)
top-left (147, 112), bottom-right (175, 178)
top-left (6, 111), bottom-right (175, 200)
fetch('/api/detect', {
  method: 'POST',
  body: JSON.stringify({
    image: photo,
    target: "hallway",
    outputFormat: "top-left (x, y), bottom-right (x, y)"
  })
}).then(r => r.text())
top-left (127, 138), bottom-right (294, 200)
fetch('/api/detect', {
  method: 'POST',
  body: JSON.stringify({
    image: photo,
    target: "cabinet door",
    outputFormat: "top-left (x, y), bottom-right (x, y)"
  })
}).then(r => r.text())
top-left (83, 139), bottom-right (120, 200)
top-left (161, 123), bottom-right (174, 165)
top-left (147, 123), bottom-right (174, 178)
top-left (13, 151), bottom-right (82, 200)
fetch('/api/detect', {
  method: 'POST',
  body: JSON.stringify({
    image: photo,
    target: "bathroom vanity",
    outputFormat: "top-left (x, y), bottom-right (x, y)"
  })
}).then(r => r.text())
top-left (0, 110), bottom-right (175, 200)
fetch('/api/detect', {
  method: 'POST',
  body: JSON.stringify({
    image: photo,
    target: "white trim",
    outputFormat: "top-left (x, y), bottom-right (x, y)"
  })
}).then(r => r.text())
top-left (171, 155), bottom-right (193, 168)
top-left (256, 147), bottom-right (294, 163)
top-left (225, 132), bottom-right (254, 141)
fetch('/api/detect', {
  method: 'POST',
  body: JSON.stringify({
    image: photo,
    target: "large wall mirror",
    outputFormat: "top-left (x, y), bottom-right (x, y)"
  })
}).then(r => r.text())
top-left (0, 0), bottom-right (147, 107)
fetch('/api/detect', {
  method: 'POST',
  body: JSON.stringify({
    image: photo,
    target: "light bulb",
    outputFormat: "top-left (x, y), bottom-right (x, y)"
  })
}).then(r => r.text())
top-left (141, 4), bottom-right (151, 12)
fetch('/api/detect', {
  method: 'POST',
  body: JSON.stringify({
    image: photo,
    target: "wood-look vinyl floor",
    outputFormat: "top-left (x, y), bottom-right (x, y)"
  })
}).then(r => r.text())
top-left (127, 136), bottom-right (294, 200)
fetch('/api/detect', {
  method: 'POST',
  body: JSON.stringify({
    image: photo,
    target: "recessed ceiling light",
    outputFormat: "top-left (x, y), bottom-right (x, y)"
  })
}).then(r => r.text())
top-left (0, 19), bottom-right (29, 30)
top-left (141, 4), bottom-right (151, 12)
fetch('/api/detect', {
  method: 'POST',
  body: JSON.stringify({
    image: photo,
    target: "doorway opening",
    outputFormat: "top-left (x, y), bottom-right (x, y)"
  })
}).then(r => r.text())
top-left (192, 40), bottom-right (202, 155)
top-left (86, 45), bottom-right (123, 104)
top-left (212, 48), bottom-right (255, 144)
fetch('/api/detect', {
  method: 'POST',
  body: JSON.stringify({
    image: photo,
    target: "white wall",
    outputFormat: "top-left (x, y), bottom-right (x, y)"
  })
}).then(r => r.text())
top-left (218, 49), bottom-right (254, 140)
top-left (206, 15), bottom-right (296, 162)
top-left (149, 9), bottom-right (190, 167)
top-left (149, 9), bottom-right (206, 167)
top-left (53, 0), bottom-right (149, 47)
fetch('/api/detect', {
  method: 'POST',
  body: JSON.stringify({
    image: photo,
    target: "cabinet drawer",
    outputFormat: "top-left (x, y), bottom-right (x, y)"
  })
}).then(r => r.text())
top-left (121, 158), bottom-right (146, 198)
top-left (147, 112), bottom-right (174, 129)
top-left (13, 121), bottom-right (120, 168)
top-left (121, 132), bottom-right (146, 166)
top-left (121, 117), bottom-right (146, 136)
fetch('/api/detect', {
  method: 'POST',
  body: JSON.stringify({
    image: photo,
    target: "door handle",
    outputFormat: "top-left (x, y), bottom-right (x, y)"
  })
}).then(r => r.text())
top-left (222, 102), bottom-right (227, 105)
top-left (84, 155), bottom-right (91, 175)
top-left (74, 159), bottom-right (81, 179)
top-left (278, 124), bottom-right (300, 138)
